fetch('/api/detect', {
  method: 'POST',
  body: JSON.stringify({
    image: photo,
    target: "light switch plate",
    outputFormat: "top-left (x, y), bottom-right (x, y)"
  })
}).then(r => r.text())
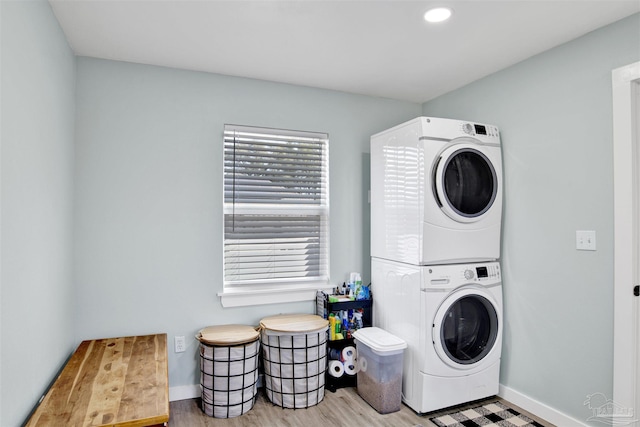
top-left (576, 230), bottom-right (596, 251)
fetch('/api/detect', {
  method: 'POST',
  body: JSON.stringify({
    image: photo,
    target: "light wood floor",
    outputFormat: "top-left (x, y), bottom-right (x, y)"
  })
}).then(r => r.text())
top-left (169, 387), bottom-right (554, 427)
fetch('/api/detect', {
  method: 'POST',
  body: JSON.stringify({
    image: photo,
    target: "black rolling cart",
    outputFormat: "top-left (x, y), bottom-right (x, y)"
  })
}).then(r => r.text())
top-left (316, 291), bottom-right (372, 392)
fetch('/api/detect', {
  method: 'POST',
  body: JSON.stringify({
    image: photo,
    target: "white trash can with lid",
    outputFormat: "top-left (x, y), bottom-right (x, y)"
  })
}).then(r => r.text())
top-left (352, 327), bottom-right (407, 414)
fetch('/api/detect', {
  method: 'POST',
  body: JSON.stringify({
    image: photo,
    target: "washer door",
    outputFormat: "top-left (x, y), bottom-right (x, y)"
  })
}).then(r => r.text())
top-left (432, 287), bottom-right (500, 369)
top-left (434, 143), bottom-right (498, 223)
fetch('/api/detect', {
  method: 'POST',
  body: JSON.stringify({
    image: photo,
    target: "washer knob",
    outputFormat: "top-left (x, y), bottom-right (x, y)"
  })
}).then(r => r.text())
top-left (464, 269), bottom-right (475, 280)
top-left (462, 123), bottom-right (473, 135)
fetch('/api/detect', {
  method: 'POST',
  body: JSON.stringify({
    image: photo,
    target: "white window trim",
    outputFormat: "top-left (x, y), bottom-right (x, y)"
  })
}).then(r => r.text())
top-left (219, 283), bottom-right (334, 308)
top-left (218, 124), bottom-right (331, 307)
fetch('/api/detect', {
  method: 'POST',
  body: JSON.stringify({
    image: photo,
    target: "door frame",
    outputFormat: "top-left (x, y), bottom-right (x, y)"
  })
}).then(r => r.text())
top-left (613, 61), bottom-right (640, 417)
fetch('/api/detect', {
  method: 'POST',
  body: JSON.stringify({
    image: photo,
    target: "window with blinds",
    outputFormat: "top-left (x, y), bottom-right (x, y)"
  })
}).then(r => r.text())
top-left (223, 124), bottom-right (330, 293)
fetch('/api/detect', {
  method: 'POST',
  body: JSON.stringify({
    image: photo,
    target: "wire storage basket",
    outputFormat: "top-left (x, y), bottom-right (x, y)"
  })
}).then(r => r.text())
top-left (259, 314), bottom-right (329, 409)
top-left (197, 325), bottom-right (260, 418)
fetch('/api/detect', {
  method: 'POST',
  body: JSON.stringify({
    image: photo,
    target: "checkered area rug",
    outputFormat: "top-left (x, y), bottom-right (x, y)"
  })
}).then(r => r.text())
top-left (429, 401), bottom-right (546, 427)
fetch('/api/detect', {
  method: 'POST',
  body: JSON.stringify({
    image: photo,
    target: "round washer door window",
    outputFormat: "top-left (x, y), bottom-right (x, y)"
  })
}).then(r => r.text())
top-left (434, 145), bottom-right (497, 222)
top-left (433, 290), bottom-right (499, 368)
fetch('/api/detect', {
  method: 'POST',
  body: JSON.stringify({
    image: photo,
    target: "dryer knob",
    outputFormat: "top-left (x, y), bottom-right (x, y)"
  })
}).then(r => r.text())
top-left (464, 269), bottom-right (475, 280)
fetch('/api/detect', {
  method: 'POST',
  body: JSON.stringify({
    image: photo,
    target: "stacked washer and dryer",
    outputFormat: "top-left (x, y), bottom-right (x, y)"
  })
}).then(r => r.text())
top-left (370, 117), bottom-right (503, 413)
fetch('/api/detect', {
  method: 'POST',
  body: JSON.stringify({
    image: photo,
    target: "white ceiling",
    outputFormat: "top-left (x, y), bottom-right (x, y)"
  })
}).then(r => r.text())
top-left (49, 0), bottom-right (640, 103)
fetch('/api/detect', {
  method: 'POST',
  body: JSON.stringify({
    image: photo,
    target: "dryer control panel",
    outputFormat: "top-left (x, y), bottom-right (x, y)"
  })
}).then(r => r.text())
top-left (461, 122), bottom-right (500, 138)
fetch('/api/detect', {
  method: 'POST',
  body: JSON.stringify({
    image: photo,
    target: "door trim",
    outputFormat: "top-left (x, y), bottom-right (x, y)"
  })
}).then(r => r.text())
top-left (613, 61), bottom-right (640, 416)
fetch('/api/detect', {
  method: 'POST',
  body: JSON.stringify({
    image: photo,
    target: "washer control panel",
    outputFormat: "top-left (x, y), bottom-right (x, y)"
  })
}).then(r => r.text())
top-left (427, 262), bottom-right (501, 287)
top-left (470, 264), bottom-right (501, 280)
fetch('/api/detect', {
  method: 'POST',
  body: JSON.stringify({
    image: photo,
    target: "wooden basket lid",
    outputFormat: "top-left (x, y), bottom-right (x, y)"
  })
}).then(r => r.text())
top-left (197, 324), bottom-right (259, 345)
top-left (259, 314), bottom-right (328, 333)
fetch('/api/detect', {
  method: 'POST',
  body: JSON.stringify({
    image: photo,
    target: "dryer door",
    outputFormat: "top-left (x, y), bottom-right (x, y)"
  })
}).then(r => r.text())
top-left (434, 143), bottom-right (498, 223)
top-left (432, 287), bottom-right (500, 369)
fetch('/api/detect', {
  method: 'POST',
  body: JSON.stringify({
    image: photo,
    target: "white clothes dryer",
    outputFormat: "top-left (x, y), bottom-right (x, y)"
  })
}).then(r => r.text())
top-left (371, 117), bottom-right (502, 265)
top-left (372, 257), bottom-right (502, 413)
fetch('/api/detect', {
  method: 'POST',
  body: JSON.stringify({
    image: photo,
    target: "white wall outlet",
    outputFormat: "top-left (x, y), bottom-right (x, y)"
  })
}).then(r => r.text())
top-left (174, 335), bottom-right (186, 353)
top-left (576, 230), bottom-right (597, 251)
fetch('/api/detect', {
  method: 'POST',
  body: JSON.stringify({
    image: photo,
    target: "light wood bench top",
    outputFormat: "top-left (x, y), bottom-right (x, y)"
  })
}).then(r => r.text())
top-left (26, 334), bottom-right (169, 427)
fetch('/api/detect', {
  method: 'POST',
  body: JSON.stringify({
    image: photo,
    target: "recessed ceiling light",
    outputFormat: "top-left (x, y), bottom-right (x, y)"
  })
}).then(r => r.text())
top-left (424, 7), bottom-right (452, 23)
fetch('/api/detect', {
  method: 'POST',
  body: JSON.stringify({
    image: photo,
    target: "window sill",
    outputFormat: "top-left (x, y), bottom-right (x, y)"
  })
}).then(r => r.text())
top-left (218, 285), bottom-right (333, 308)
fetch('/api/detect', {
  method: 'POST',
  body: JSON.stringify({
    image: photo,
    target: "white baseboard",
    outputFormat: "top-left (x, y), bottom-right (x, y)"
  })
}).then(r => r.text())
top-left (169, 384), bottom-right (200, 402)
top-left (499, 384), bottom-right (588, 427)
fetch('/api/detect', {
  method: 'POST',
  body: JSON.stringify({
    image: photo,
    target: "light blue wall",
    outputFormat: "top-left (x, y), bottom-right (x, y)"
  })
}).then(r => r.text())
top-left (0, 1), bottom-right (77, 426)
top-left (4, 0), bottom-right (637, 423)
top-left (73, 57), bottom-right (420, 391)
top-left (422, 13), bottom-right (640, 425)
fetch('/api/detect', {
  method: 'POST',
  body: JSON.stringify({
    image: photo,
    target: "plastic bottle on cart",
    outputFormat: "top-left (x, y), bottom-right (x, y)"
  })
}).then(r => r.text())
top-left (353, 311), bottom-right (363, 329)
top-left (329, 314), bottom-right (336, 341)
top-left (342, 311), bottom-right (349, 337)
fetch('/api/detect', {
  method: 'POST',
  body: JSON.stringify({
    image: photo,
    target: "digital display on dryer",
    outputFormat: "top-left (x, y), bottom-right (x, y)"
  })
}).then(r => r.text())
top-left (474, 124), bottom-right (487, 135)
top-left (476, 266), bottom-right (488, 278)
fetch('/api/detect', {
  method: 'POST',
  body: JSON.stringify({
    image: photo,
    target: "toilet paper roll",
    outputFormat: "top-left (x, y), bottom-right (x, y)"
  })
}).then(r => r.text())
top-left (342, 346), bottom-right (356, 361)
top-left (328, 360), bottom-right (344, 378)
top-left (344, 362), bottom-right (358, 376)
top-left (359, 356), bottom-right (367, 372)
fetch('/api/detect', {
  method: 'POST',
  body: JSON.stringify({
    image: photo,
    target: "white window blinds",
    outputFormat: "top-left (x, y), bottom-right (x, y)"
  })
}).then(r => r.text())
top-left (223, 124), bottom-right (330, 290)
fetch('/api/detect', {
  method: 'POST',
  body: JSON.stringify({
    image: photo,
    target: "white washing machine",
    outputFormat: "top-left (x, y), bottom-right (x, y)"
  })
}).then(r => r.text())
top-left (371, 116), bottom-right (502, 265)
top-left (372, 258), bottom-right (502, 413)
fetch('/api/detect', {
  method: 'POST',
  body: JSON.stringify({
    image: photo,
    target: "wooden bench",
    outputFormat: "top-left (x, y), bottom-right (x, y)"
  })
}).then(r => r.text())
top-left (25, 334), bottom-right (169, 427)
